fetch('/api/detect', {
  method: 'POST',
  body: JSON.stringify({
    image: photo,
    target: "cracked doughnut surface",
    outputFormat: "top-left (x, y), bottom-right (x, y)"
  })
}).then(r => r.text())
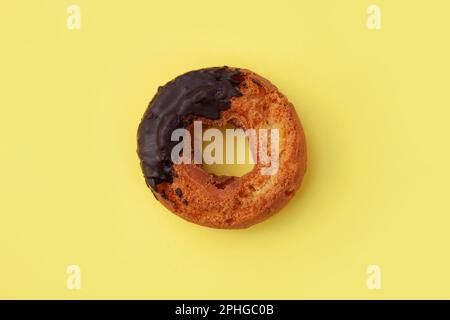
top-left (137, 67), bottom-right (306, 229)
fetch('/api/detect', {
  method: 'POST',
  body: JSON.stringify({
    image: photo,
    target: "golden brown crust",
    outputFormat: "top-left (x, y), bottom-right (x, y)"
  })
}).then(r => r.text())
top-left (154, 69), bottom-right (307, 228)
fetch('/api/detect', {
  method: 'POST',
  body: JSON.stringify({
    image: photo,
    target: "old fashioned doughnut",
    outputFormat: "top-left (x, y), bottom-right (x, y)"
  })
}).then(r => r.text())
top-left (137, 66), bottom-right (306, 228)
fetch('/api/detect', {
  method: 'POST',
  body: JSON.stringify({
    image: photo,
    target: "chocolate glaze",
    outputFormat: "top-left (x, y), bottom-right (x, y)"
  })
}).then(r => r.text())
top-left (137, 67), bottom-right (243, 190)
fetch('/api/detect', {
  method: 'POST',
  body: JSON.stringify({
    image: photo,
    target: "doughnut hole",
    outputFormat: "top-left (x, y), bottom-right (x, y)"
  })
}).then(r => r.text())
top-left (201, 123), bottom-right (255, 178)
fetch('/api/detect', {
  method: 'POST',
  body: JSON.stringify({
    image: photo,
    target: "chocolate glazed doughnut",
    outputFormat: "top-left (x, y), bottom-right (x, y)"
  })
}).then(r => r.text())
top-left (137, 67), bottom-right (306, 229)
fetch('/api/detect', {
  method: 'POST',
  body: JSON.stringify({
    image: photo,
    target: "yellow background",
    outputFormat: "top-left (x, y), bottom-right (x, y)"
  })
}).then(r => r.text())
top-left (1, 0), bottom-right (450, 299)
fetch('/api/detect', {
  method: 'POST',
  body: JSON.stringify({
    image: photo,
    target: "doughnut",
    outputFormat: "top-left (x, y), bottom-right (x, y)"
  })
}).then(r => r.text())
top-left (137, 66), bottom-right (306, 229)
